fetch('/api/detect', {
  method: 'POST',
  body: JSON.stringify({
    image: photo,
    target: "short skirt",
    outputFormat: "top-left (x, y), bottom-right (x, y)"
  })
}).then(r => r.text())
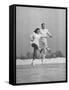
top-left (31, 43), bottom-right (38, 49)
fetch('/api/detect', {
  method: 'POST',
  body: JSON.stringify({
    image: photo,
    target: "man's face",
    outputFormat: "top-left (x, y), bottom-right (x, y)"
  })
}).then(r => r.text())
top-left (41, 23), bottom-right (45, 29)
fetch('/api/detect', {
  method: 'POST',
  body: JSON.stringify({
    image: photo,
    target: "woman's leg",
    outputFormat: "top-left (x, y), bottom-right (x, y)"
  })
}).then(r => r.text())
top-left (33, 47), bottom-right (36, 60)
top-left (33, 45), bottom-right (38, 60)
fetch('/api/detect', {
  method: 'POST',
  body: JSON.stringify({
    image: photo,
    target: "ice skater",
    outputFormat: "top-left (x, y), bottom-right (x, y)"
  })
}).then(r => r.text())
top-left (30, 28), bottom-right (41, 64)
top-left (39, 23), bottom-right (52, 62)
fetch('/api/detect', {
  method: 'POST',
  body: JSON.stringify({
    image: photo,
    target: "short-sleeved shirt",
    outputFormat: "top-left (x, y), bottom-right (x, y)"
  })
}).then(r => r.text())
top-left (39, 29), bottom-right (49, 48)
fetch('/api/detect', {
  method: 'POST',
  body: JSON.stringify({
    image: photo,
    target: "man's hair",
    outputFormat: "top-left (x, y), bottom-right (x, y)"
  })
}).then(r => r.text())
top-left (34, 28), bottom-right (40, 33)
top-left (41, 23), bottom-right (45, 26)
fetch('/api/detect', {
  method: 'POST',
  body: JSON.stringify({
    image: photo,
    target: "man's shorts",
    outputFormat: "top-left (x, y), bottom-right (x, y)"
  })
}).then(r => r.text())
top-left (39, 40), bottom-right (48, 49)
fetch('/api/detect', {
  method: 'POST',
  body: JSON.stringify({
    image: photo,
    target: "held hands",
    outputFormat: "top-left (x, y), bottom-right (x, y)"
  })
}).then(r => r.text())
top-left (49, 35), bottom-right (52, 38)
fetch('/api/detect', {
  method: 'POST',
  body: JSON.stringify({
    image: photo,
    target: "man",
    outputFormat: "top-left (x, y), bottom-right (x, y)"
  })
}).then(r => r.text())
top-left (39, 23), bottom-right (52, 62)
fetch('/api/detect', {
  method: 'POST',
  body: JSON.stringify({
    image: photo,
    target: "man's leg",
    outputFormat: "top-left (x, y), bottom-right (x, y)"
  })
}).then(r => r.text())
top-left (40, 48), bottom-right (45, 63)
top-left (46, 47), bottom-right (51, 53)
top-left (41, 46), bottom-right (49, 63)
top-left (42, 48), bottom-right (46, 59)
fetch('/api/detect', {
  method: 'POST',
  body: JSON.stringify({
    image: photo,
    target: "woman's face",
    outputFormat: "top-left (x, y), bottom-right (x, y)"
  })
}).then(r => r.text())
top-left (37, 29), bottom-right (40, 34)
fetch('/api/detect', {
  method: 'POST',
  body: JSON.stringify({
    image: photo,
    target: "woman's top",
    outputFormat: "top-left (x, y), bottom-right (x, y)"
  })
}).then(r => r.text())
top-left (30, 32), bottom-right (41, 48)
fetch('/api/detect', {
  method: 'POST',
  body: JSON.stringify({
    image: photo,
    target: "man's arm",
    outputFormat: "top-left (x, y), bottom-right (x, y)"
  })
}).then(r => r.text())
top-left (47, 30), bottom-right (52, 38)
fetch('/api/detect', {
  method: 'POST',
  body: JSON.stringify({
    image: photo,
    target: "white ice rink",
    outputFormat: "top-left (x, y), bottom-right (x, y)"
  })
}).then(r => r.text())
top-left (16, 57), bottom-right (66, 65)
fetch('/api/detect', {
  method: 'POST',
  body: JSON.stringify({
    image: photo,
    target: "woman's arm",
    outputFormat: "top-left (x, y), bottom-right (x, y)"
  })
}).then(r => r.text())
top-left (30, 32), bottom-right (36, 42)
top-left (30, 35), bottom-right (34, 42)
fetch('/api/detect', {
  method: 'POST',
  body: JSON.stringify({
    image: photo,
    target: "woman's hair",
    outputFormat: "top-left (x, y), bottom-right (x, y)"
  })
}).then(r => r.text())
top-left (34, 28), bottom-right (40, 33)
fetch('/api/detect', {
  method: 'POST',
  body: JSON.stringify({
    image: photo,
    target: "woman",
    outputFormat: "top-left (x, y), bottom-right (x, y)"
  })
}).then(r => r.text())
top-left (30, 28), bottom-right (41, 63)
